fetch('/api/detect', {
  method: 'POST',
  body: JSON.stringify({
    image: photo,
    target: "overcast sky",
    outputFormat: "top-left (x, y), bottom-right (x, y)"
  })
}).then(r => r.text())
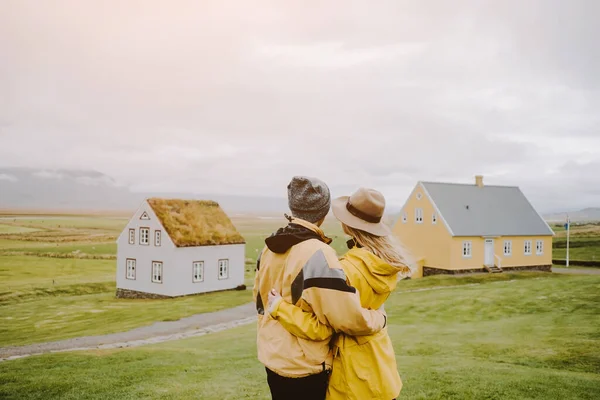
top-left (1, 0), bottom-right (599, 212)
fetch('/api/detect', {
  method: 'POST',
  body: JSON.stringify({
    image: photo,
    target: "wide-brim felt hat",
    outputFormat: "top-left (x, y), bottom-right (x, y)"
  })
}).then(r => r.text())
top-left (331, 187), bottom-right (391, 237)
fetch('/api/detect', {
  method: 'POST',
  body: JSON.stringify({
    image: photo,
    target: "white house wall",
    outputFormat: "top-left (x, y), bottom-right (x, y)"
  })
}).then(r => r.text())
top-left (116, 201), bottom-right (175, 297)
top-left (169, 244), bottom-right (245, 296)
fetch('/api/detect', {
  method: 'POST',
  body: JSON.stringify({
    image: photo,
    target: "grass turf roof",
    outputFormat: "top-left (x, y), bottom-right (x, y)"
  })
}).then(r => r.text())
top-left (147, 198), bottom-right (245, 247)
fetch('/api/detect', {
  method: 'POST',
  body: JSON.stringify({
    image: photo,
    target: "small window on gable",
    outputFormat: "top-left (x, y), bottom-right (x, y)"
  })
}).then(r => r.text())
top-left (152, 261), bottom-right (163, 283)
top-left (463, 241), bottom-right (472, 258)
top-left (524, 240), bottom-right (532, 255)
top-left (536, 240), bottom-right (543, 255)
top-left (432, 213), bottom-right (437, 224)
top-left (126, 259), bottom-right (136, 280)
top-left (218, 259), bottom-right (229, 280)
top-left (415, 208), bottom-right (423, 223)
top-left (504, 240), bottom-right (512, 256)
top-left (193, 261), bottom-right (204, 282)
top-left (416, 193), bottom-right (422, 200)
top-left (128, 229), bottom-right (135, 245)
top-left (402, 212), bottom-right (407, 224)
top-left (140, 228), bottom-right (150, 245)
top-left (140, 211), bottom-right (150, 220)
top-left (155, 230), bottom-right (161, 247)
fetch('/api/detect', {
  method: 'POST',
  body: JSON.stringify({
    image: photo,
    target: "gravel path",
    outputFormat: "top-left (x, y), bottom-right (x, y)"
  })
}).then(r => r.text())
top-left (0, 302), bottom-right (255, 362)
top-left (552, 267), bottom-right (600, 275)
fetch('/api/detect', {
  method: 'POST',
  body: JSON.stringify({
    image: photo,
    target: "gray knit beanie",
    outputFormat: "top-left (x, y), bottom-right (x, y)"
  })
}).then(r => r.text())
top-left (287, 176), bottom-right (331, 223)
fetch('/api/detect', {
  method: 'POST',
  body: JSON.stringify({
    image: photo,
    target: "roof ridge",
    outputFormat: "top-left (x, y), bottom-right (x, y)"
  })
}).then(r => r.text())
top-left (420, 181), bottom-right (519, 189)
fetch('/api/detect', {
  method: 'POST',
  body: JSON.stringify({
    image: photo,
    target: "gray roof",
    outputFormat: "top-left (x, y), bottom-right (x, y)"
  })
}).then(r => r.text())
top-left (421, 182), bottom-right (554, 237)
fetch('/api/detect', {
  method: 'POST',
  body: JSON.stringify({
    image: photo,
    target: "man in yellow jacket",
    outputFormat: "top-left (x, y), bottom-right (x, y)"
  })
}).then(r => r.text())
top-left (254, 176), bottom-right (387, 400)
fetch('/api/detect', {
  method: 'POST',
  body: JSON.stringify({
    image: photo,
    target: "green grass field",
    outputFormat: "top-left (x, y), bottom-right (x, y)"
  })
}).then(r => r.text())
top-left (1, 215), bottom-right (599, 348)
top-left (551, 223), bottom-right (600, 261)
top-left (1, 273), bottom-right (598, 399)
top-left (0, 216), bottom-right (258, 347)
top-left (1, 215), bottom-right (600, 398)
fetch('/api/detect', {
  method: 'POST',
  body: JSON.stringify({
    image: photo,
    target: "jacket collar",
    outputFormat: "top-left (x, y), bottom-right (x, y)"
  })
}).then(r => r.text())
top-left (264, 217), bottom-right (333, 254)
top-left (289, 217), bottom-right (332, 245)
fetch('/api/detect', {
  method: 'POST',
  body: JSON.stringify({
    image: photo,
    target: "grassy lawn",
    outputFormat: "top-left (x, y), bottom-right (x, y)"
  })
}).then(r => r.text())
top-left (0, 256), bottom-right (115, 291)
top-left (0, 216), bottom-right (259, 347)
top-left (553, 238), bottom-right (600, 261)
top-left (1, 274), bottom-right (598, 399)
top-left (550, 223), bottom-right (600, 262)
top-left (0, 288), bottom-right (251, 347)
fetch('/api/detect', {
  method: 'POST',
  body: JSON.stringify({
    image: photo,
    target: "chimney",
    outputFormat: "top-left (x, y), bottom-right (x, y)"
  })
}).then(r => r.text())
top-left (475, 175), bottom-right (484, 188)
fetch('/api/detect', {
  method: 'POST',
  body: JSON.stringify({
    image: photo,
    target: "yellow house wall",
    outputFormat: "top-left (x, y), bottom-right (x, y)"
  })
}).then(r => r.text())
top-left (393, 184), bottom-right (453, 277)
top-left (450, 236), bottom-right (553, 270)
top-left (494, 236), bottom-right (553, 268)
top-left (450, 237), bottom-right (485, 270)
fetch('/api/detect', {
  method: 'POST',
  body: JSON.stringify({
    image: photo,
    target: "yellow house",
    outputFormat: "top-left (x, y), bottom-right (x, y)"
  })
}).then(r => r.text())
top-left (394, 176), bottom-right (554, 278)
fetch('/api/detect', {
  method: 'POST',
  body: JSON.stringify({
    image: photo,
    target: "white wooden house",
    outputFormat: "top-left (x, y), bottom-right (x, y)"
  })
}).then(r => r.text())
top-left (116, 198), bottom-right (246, 298)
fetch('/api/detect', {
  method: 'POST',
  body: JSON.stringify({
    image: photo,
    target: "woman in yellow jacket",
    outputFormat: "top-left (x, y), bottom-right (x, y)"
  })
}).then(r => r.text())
top-left (268, 188), bottom-right (413, 400)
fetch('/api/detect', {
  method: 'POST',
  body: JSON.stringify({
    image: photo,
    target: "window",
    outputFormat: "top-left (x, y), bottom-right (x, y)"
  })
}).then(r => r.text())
top-left (126, 258), bottom-right (136, 280)
top-left (152, 261), bottom-right (163, 283)
top-left (140, 211), bottom-right (150, 220)
top-left (402, 212), bottom-right (407, 224)
top-left (536, 240), bottom-right (544, 255)
top-left (463, 241), bottom-right (472, 258)
top-left (416, 193), bottom-right (423, 200)
top-left (432, 213), bottom-right (437, 224)
top-left (140, 228), bottom-right (150, 245)
top-left (524, 240), bottom-right (532, 255)
top-left (193, 261), bottom-right (204, 282)
top-left (218, 259), bottom-right (229, 280)
top-left (155, 230), bottom-right (161, 247)
top-left (415, 208), bottom-right (423, 223)
top-left (504, 240), bottom-right (512, 256)
top-left (128, 229), bottom-right (135, 245)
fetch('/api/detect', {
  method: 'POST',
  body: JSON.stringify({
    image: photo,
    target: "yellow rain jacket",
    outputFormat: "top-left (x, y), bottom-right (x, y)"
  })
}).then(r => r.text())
top-left (254, 219), bottom-right (387, 379)
top-left (271, 245), bottom-right (403, 399)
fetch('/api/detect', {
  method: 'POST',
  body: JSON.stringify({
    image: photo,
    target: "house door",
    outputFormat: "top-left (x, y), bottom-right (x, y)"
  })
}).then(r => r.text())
top-left (484, 239), bottom-right (494, 266)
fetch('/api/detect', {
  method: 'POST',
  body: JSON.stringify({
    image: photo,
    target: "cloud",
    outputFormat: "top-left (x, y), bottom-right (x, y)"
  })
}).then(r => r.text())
top-left (0, 173), bottom-right (18, 182)
top-left (0, 0), bottom-right (598, 213)
top-left (32, 171), bottom-right (65, 180)
top-left (256, 41), bottom-right (425, 69)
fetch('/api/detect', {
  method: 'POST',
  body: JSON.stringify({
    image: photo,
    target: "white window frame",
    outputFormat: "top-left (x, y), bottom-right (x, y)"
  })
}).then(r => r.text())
top-left (126, 258), bottom-right (136, 280)
top-left (524, 240), bottom-right (532, 256)
top-left (432, 212), bottom-right (437, 224)
top-left (193, 261), bottom-right (204, 282)
top-left (503, 240), bottom-right (512, 256)
top-left (140, 211), bottom-right (150, 220)
top-left (155, 230), bottom-right (161, 247)
top-left (218, 259), bottom-right (229, 280)
top-left (402, 212), bottom-right (407, 224)
top-left (536, 240), bottom-right (543, 255)
top-left (140, 227), bottom-right (150, 246)
top-left (415, 208), bottom-right (423, 224)
top-left (152, 261), bottom-right (163, 283)
top-left (462, 241), bottom-right (472, 258)
top-left (128, 229), bottom-right (135, 245)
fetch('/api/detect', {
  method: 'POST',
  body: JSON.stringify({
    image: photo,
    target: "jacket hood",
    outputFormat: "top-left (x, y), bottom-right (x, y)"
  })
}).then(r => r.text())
top-left (265, 218), bottom-right (332, 254)
top-left (343, 247), bottom-right (402, 294)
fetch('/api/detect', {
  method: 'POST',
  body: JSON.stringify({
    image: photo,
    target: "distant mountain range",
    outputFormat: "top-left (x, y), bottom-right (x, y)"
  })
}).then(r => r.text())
top-left (1, 168), bottom-right (598, 221)
top-left (0, 168), bottom-right (288, 214)
top-left (543, 208), bottom-right (600, 223)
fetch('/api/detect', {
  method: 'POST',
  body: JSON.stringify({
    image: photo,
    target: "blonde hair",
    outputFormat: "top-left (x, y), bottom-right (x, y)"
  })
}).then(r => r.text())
top-left (343, 224), bottom-right (415, 278)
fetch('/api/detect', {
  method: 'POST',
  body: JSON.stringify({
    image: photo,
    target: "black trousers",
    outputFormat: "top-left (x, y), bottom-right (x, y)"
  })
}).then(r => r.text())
top-left (266, 368), bottom-right (329, 400)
